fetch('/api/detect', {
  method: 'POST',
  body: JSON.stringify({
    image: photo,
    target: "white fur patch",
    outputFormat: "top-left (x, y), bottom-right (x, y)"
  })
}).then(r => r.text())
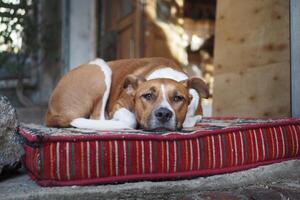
top-left (160, 85), bottom-right (174, 112)
top-left (160, 84), bottom-right (176, 123)
top-left (70, 118), bottom-right (133, 130)
top-left (186, 89), bottom-right (199, 117)
top-left (146, 67), bottom-right (188, 82)
top-left (112, 108), bottom-right (137, 129)
top-left (89, 58), bottom-right (112, 120)
top-left (183, 89), bottom-right (201, 128)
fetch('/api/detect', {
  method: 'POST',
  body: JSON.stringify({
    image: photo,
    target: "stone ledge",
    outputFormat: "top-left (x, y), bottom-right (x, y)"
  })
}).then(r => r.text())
top-left (0, 160), bottom-right (299, 200)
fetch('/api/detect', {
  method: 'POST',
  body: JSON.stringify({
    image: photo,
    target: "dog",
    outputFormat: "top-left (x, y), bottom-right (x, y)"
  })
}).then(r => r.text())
top-left (45, 57), bottom-right (209, 131)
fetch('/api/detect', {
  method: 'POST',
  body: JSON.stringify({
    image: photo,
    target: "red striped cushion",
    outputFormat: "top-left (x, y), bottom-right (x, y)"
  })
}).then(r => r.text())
top-left (20, 118), bottom-right (300, 187)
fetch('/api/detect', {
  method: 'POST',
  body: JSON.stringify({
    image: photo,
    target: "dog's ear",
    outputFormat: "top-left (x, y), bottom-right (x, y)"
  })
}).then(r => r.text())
top-left (123, 75), bottom-right (146, 94)
top-left (181, 77), bottom-right (209, 99)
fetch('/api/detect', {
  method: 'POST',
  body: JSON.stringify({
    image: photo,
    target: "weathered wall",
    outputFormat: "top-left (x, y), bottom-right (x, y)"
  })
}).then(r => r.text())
top-left (213, 0), bottom-right (290, 117)
top-left (68, 0), bottom-right (97, 69)
top-left (291, 0), bottom-right (300, 117)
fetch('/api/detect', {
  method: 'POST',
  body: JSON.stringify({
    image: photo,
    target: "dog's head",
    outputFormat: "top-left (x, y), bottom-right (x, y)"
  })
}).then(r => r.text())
top-left (123, 75), bottom-right (209, 131)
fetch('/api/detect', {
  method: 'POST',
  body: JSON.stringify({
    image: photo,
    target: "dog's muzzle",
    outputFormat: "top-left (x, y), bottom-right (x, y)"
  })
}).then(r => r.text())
top-left (147, 107), bottom-right (176, 131)
top-left (154, 107), bottom-right (173, 123)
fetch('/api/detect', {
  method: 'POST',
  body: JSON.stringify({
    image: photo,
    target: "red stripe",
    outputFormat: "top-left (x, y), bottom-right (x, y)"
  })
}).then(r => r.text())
top-left (191, 139), bottom-right (197, 170)
top-left (202, 137), bottom-right (208, 169)
top-left (170, 140), bottom-right (176, 172)
top-left (286, 126), bottom-right (295, 157)
top-left (131, 141), bottom-right (138, 175)
top-left (89, 141), bottom-right (96, 178)
top-left (113, 141), bottom-right (117, 176)
top-left (275, 127), bottom-right (283, 159)
top-left (179, 140), bottom-right (185, 172)
top-left (225, 133), bottom-right (232, 167)
top-left (271, 127), bottom-right (277, 159)
top-left (185, 140), bottom-right (189, 171)
top-left (51, 143), bottom-right (57, 179)
top-left (266, 128), bottom-right (274, 160)
top-left (73, 142), bottom-right (80, 179)
top-left (43, 143), bottom-right (50, 179)
top-left (136, 141), bottom-right (141, 175)
top-left (252, 130), bottom-right (258, 162)
top-left (143, 140), bottom-right (150, 174)
top-left (161, 141), bottom-right (165, 173)
top-left (117, 140), bottom-right (124, 176)
top-left (255, 130), bottom-right (264, 161)
top-left (106, 141), bottom-right (112, 177)
top-left (251, 130), bottom-right (257, 162)
top-left (59, 142), bottom-right (66, 180)
top-left (234, 132), bottom-right (241, 165)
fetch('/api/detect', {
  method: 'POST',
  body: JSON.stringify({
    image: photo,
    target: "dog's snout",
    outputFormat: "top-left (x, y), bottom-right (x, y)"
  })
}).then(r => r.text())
top-left (155, 107), bottom-right (173, 123)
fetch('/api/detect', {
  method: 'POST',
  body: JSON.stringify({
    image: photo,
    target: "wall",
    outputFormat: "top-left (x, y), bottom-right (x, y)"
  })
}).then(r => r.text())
top-left (213, 0), bottom-right (290, 117)
top-left (291, 0), bottom-right (300, 117)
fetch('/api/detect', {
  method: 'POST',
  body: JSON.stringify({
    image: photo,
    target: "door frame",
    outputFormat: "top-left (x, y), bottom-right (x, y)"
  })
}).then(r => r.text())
top-left (290, 0), bottom-right (300, 117)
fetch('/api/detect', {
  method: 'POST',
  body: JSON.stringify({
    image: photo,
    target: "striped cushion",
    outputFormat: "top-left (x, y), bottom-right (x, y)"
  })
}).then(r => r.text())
top-left (20, 118), bottom-right (300, 187)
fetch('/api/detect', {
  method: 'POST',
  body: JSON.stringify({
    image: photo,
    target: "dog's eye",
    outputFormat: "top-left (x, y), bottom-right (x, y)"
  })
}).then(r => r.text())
top-left (142, 93), bottom-right (153, 101)
top-left (173, 95), bottom-right (184, 102)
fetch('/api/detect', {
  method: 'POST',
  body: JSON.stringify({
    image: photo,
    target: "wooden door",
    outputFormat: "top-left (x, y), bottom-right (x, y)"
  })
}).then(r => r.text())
top-left (99, 0), bottom-right (186, 64)
top-left (100, 0), bottom-right (144, 60)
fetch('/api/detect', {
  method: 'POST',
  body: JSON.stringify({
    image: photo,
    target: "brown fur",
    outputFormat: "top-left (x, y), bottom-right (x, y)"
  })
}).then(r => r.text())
top-left (45, 64), bottom-right (106, 127)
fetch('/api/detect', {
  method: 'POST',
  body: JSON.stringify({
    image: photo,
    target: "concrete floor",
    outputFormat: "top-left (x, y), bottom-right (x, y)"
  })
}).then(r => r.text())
top-left (0, 160), bottom-right (300, 200)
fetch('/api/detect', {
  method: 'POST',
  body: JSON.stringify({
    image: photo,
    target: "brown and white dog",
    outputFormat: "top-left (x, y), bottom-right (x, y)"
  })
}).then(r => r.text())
top-left (45, 57), bottom-right (209, 131)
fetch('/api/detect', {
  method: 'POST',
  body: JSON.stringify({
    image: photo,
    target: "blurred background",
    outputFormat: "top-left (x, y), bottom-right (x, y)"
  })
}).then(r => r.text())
top-left (0, 0), bottom-right (292, 124)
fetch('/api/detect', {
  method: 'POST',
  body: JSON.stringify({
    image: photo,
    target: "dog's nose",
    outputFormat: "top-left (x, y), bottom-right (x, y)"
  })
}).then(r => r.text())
top-left (155, 107), bottom-right (173, 123)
